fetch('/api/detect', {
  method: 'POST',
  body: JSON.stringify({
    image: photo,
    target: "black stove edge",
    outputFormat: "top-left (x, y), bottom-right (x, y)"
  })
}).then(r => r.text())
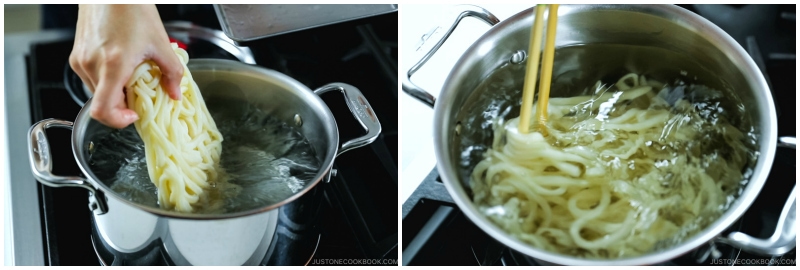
top-left (325, 170), bottom-right (398, 260)
top-left (401, 168), bottom-right (453, 219)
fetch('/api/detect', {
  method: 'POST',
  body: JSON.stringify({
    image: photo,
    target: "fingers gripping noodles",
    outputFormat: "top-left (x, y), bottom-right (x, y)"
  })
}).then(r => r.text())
top-left (471, 73), bottom-right (750, 258)
top-left (126, 43), bottom-right (223, 213)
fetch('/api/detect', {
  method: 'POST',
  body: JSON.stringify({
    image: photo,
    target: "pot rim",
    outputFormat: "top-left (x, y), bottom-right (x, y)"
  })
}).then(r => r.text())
top-left (433, 4), bottom-right (778, 265)
top-left (72, 59), bottom-right (338, 220)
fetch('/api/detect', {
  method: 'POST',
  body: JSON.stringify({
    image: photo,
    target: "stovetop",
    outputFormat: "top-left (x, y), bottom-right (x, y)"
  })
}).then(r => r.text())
top-left (13, 9), bottom-right (397, 266)
top-left (401, 4), bottom-right (795, 266)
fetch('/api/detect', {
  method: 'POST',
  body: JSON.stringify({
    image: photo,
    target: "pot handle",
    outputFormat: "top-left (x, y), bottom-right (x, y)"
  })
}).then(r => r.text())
top-left (402, 5), bottom-right (500, 108)
top-left (28, 119), bottom-right (108, 214)
top-left (719, 136), bottom-right (796, 256)
top-left (313, 83), bottom-right (382, 157)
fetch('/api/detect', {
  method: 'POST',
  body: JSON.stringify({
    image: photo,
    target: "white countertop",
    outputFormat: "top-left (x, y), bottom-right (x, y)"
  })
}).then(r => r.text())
top-left (400, 4), bottom-right (532, 203)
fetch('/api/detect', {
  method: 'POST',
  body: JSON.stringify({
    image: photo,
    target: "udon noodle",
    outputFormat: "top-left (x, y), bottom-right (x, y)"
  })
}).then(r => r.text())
top-left (125, 43), bottom-right (223, 213)
top-left (470, 73), bottom-right (752, 258)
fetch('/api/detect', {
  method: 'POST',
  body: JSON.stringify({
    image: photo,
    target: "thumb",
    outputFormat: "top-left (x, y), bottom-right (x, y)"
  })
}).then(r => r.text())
top-left (91, 79), bottom-right (139, 129)
top-left (152, 43), bottom-right (184, 101)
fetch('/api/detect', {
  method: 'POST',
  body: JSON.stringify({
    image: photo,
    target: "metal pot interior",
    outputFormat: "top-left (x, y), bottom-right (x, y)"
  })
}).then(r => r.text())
top-left (72, 59), bottom-right (338, 219)
top-left (437, 4), bottom-right (776, 264)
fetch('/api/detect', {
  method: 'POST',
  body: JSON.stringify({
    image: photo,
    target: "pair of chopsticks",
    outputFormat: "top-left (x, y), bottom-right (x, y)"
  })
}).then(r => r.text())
top-left (518, 4), bottom-right (559, 136)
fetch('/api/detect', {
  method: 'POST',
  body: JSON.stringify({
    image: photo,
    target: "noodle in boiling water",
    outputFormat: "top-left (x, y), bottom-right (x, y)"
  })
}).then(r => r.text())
top-left (471, 73), bottom-right (751, 258)
top-left (125, 43), bottom-right (223, 213)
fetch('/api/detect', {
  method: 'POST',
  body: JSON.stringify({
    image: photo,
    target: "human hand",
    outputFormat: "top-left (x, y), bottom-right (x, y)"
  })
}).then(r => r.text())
top-left (69, 4), bottom-right (183, 129)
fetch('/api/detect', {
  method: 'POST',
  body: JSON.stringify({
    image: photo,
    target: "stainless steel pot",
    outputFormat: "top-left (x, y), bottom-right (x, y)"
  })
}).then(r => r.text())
top-left (29, 59), bottom-right (381, 265)
top-left (403, 4), bottom-right (795, 265)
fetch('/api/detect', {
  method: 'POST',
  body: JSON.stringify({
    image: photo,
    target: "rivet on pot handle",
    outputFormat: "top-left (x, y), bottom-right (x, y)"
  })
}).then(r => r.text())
top-left (313, 83), bottom-right (382, 157)
top-left (720, 136), bottom-right (796, 256)
top-left (28, 119), bottom-right (108, 215)
top-left (402, 5), bottom-right (500, 108)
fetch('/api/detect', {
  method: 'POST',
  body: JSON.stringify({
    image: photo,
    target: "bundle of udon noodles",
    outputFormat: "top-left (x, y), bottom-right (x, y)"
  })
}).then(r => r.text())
top-left (125, 43), bottom-right (223, 213)
top-left (471, 73), bottom-right (751, 258)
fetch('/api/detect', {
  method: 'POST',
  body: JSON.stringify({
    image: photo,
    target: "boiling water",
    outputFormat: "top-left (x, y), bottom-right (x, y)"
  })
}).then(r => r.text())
top-left (456, 44), bottom-right (760, 257)
top-left (88, 100), bottom-right (321, 214)
top-left (456, 44), bottom-right (758, 185)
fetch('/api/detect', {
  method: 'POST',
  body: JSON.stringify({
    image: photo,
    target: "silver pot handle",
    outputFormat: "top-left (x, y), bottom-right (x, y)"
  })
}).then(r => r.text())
top-left (313, 83), bottom-right (382, 157)
top-left (28, 119), bottom-right (108, 214)
top-left (777, 136), bottom-right (795, 149)
top-left (720, 136), bottom-right (796, 256)
top-left (402, 5), bottom-right (500, 108)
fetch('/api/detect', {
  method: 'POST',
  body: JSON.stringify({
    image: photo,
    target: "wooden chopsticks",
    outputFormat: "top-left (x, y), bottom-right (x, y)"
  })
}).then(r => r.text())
top-left (518, 5), bottom-right (547, 134)
top-left (518, 4), bottom-right (559, 136)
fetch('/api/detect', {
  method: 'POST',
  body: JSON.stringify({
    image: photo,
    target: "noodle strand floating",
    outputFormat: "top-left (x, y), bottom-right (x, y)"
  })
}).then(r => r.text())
top-left (125, 43), bottom-right (223, 213)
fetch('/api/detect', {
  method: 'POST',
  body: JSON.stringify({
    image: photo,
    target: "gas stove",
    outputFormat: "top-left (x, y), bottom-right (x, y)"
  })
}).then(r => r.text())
top-left (401, 4), bottom-right (795, 266)
top-left (3, 7), bottom-right (397, 266)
